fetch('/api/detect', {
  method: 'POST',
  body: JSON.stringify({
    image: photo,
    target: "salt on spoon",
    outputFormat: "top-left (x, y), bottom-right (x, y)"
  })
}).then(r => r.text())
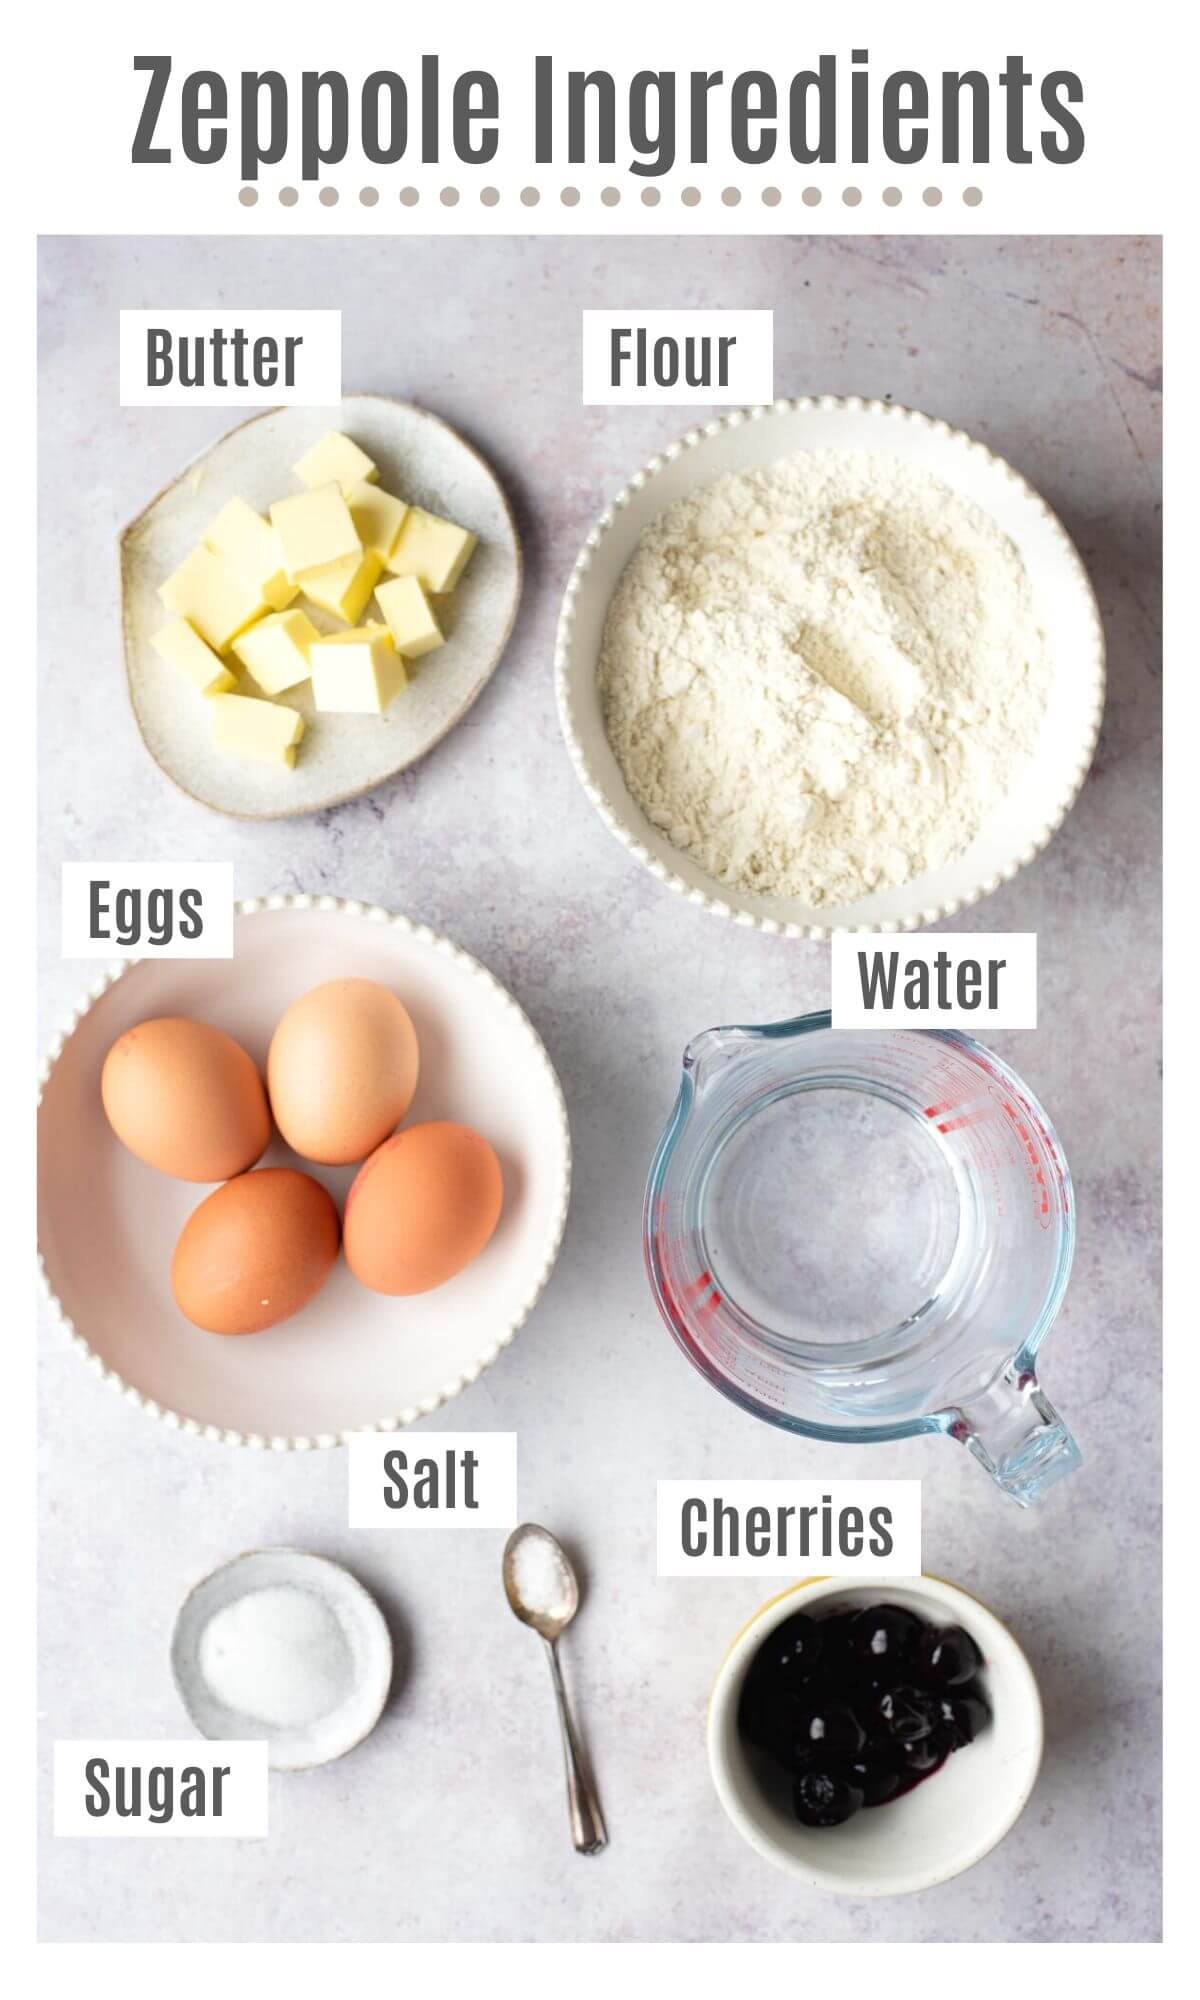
top-left (503, 1523), bottom-right (607, 1854)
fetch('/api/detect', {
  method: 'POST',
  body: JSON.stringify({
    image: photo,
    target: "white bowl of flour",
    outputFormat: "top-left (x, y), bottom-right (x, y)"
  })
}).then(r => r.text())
top-left (556, 398), bottom-right (1104, 936)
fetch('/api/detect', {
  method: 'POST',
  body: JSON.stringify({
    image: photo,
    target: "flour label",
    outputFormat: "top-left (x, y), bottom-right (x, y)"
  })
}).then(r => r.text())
top-left (582, 309), bottom-right (773, 404)
top-left (831, 932), bottom-right (1038, 1029)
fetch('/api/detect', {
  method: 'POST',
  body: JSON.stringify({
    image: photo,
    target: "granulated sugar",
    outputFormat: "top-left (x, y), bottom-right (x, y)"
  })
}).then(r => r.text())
top-left (598, 450), bottom-right (1050, 906)
top-left (198, 1584), bottom-right (354, 1730)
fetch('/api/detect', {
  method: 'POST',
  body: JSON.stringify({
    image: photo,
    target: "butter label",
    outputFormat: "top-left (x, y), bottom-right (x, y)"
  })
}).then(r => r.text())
top-left (120, 309), bottom-right (341, 405)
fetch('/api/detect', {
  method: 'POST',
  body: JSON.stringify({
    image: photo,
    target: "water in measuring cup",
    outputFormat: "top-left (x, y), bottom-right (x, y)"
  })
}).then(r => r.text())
top-left (700, 1085), bottom-right (966, 1346)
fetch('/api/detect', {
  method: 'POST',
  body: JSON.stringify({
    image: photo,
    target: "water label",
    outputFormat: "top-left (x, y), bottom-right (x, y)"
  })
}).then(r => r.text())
top-left (831, 933), bottom-right (1038, 1030)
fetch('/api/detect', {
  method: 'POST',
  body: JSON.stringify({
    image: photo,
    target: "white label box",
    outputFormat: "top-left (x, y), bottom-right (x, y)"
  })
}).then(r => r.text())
top-left (54, 1741), bottom-right (268, 1837)
top-left (657, 1480), bottom-right (921, 1577)
top-left (347, 1431), bottom-right (518, 1530)
top-left (831, 932), bottom-right (1038, 1030)
top-left (582, 309), bottom-right (773, 404)
top-left (61, 862), bottom-right (234, 959)
top-left (120, 308), bottom-right (341, 405)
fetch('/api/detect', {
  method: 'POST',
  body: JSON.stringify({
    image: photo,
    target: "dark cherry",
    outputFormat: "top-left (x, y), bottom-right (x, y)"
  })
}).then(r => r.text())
top-left (896, 1735), bottom-right (946, 1777)
top-left (936, 1689), bottom-right (991, 1749)
top-left (793, 1768), bottom-right (865, 1828)
top-left (871, 1684), bottom-right (937, 1746)
top-left (738, 1601), bottom-right (992, 1827)
top-left (919, 1623), bottom-right (983, 1688)
top-left (790, 1699), bottom-right (865, 1762)
top-left (737, 1677), bottom-right (796, 1756)
top-left (847, 1604), bottom-right (923, 1678)
top-left (845, 1754), bottom-right (902, 1807)
top-left (761, 1612), bottom-right (824, 1688)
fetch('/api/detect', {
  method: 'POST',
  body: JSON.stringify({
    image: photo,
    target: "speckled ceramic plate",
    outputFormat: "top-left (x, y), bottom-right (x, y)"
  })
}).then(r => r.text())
top-left (557, 397), bottom-right (1106, 938)
top-left (122, 395), bottom-right (522, 819)
top-left (38, 896), bottom-right (571, 1448)
top-left (171, 1549), bottom-right (394, 1770)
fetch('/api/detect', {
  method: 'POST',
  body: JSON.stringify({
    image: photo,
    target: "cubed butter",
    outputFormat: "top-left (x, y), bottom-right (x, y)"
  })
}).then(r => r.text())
top-left (375, 574), bottom-right (444, 658)
top-left (309, 625), bottom-right (408, 715)
top-left (159, 544), bottom-right (268, 653)
top-left (300, 549), bottom-right (384, 624)
top-left (209, 692), bottom-right (306, 767)
top-left (233, 607), bottom-right (321, 696)
top-left (150, 617), bottom-right (237, 695)
top-left (293, 431), bottom-right (378, 495)
top-left (204, 496), bottom-right (297, 612)
top-left (270, 484), bottom-right (361, 580)
top-left (349, 481), bottom-right (409, 564)
top-left (386, 506), bottom-right (477, 594)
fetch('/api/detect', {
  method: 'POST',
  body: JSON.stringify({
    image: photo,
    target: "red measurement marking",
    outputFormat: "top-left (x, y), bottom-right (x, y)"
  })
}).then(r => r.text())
top-left (934, 1107), bottom-right (990, 1134)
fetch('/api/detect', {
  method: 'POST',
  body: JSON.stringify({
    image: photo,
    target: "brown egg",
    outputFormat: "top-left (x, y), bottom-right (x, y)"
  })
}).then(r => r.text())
top-left (101, 1017), bottom-right (271, 1182)
top-left (172, 1168), bottom-right (341, 1335)
top-left (267, 979), bottom-right (419, 1166)
top-left (343, 1121), bottom-right (503, 1295)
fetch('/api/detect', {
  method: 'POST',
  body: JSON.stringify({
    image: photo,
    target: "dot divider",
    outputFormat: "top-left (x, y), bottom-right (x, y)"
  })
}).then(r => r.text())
top-left (247, 182), bottom-right (982, 209)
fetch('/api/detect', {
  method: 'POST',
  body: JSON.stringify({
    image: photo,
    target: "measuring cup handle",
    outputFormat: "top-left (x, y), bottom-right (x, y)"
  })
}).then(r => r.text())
top-left (953, 1372), bottom-right (1081, 1506)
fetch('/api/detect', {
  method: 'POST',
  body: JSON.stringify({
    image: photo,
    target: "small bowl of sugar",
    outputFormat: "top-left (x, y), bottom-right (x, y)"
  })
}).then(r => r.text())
top-left (171, 1548), bottom-right (394, 1770)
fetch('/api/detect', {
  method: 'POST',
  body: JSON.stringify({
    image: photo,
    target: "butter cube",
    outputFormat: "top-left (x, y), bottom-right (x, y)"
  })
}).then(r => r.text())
top-left (209, 692), bottom-right (306, 767)
top-left (387, 506), bottom-right (477, 594)
top-left (204, 496), bottom-right (297, 612)
top-left (293, 431), bottom-right (378, 496)
top-left (159, 544), bottom-right (268, 653)
top-left (349, 481), bottom-right (409, 564)
top-left (233, 607), bottom-right (321, 696)
top-left (150, 617), bottom-right (237, 695)
top-left (300, 549), bottom-right (384, 624)
top-left (270, 484), bottom-right (361, 580)
top-left (375, 574), bottom-right (444, 659)
top-left (310, 625), bottom-right (408, 715)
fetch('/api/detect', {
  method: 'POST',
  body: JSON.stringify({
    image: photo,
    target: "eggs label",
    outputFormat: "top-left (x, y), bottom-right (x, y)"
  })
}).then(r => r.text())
top-left (831, 933), bottom-right (1038, 1030)
top-left (53, 1741), bottom-right (268, 1838)
top-left (657, 1481), bottom-right (922, 1577)
top-left (61, 862), bottom-right (234, 958)
top-left (347, 1432), bottom-right (518, 1531)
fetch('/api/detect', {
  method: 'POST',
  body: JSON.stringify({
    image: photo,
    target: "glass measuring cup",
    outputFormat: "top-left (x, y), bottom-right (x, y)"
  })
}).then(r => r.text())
top-left (644, 1012), bottom-right (1080, 1505)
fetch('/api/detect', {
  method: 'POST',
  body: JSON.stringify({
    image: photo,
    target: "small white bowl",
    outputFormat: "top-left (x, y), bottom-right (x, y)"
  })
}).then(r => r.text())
top-left (171, 1549), bottom-right (393, 1770)
top-left (556, 397), bottom-right (1105, 938)
top-left (707, 1575), bottom-right (1043, 1897)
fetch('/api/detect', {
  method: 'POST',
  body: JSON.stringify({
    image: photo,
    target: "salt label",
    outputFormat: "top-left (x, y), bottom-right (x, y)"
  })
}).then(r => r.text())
top-left (347, 1431), bottom-right (519, 1531)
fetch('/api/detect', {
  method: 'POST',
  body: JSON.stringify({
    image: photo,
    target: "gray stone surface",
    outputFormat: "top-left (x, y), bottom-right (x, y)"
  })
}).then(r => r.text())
top-left (37, 234), bottom-right (1161, 1942)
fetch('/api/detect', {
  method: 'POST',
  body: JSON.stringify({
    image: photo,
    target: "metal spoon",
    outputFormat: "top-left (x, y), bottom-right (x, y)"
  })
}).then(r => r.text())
top-left (503, 1523), bottom-right (607, 1855)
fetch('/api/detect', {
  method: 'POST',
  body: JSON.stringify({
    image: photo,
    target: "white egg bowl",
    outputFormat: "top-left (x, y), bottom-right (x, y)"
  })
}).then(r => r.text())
top-left (38, 896), bottom-right (571, 1449)
top-left (556, 397), bottom-right (1105, 938)
top-left (707, 1575), bottom-right (1043, 1897)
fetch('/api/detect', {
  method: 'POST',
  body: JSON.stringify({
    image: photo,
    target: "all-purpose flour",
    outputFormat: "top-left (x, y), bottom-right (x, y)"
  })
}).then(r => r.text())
top-left (598, 451), bottom-right (1050, 906)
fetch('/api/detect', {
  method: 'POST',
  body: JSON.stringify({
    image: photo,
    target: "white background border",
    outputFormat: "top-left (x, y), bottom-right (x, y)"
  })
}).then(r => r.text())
top-left (10, 0), bottom-right (1183, 1973)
